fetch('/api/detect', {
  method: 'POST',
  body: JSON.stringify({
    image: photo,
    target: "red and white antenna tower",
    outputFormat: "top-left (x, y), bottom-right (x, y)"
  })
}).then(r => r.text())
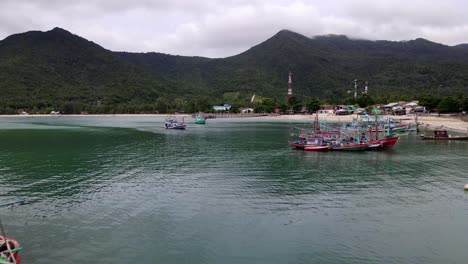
top-left (287, 71), bottom-right (293, 99)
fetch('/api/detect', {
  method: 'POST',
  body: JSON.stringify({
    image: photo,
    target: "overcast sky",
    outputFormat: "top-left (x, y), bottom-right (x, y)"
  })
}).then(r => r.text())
top-left (1, 0), bottom-right (468, 58)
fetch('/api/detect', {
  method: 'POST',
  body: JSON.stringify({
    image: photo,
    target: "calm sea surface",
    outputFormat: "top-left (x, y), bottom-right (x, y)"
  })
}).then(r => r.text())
top-left (0, 116), bottom-right (467, 264)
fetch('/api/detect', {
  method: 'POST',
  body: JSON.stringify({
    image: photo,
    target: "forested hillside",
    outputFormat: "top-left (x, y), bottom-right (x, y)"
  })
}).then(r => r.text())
top-left (1, 28), bottom-right (468, 114)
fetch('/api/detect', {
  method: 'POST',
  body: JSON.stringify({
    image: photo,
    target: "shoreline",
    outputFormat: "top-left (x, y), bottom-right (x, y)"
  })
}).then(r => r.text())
top-left (1, 113), bottom-right (467, 133)
top-left (264, 114), bottom-right (468, 133)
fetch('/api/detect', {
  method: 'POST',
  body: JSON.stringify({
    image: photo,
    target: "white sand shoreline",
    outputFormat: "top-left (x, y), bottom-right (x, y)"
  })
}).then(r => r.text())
top-left (1, 113), bottom-right (467, 132)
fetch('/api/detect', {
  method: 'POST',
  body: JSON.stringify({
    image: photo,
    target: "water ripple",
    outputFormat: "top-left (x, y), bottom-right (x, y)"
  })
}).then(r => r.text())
top-left (0, 118), bottom-right (467, 264)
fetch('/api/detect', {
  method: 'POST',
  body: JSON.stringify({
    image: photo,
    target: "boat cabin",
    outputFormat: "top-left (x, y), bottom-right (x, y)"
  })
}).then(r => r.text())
top-left (433, 129), bottom-right (449, 138)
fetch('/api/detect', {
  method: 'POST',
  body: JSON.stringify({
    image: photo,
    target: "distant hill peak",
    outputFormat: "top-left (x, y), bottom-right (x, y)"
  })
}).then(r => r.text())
top-left (410, 37), bottom-right (434, 44)
top-left (272, 29), bottom-right (305, 38)
top-left (49, 27), bottom-right (71, 34)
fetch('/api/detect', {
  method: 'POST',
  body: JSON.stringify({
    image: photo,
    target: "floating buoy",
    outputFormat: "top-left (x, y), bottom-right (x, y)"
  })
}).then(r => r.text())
top-left (465, 184), bottom-right (468, 190)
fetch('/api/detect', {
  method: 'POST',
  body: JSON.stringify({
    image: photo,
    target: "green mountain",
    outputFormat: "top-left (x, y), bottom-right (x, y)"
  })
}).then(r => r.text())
top-left (119, 29), bottom-right (468, 100)
top-left (1, 28), bottom-right (468, 113)
top-left (0, 28), bottom-right (167, 112)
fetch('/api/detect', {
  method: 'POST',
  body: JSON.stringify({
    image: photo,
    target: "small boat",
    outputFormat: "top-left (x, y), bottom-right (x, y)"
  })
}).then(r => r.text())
top-left (420, 129), bottom-right (468, 140)
top-left (194, 113), bottom-right (206, 124)
top-left (0, 236), bottom-right (22, 264)
top-left (164, 116), bottom-right (187, 129)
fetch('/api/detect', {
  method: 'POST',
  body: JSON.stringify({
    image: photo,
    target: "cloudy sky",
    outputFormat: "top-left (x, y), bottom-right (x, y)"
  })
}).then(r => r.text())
top-left (1, 0), bottom-right (468, 58)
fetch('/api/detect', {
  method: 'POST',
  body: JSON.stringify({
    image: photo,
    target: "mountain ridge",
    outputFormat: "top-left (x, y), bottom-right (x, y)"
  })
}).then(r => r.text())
top-left (1, 27), bottom-right (468, 113)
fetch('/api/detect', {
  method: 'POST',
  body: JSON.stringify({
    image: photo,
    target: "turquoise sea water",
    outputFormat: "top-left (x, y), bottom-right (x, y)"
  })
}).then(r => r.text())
top-left (0, 116), bottom-right (467, 264)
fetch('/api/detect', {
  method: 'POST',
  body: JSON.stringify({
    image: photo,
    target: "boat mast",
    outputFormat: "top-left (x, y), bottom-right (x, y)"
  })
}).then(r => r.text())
top-left (375, 112), bottom-right (379, 140)
top-left (314, 112), bottom-right (320, 132)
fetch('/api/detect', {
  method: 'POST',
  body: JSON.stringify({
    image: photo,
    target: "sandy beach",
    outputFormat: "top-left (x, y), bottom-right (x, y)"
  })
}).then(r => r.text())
top-left (1, 113), bottom-right (467, 133)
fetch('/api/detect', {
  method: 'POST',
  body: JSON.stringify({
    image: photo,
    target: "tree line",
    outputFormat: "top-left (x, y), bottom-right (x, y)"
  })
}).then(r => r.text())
top-left (1, 92), bottom-right (466, 115)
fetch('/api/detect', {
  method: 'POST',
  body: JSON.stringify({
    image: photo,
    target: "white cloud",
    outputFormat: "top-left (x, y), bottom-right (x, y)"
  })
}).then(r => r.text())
top-left (0, 0), bottom-right (467, 57)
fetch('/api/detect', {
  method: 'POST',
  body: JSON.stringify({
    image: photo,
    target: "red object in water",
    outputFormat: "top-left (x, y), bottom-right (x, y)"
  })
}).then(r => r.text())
top-left (0, 236), bottom-right (22, 264)
top-left (381, 134), bottom-right (400, 147)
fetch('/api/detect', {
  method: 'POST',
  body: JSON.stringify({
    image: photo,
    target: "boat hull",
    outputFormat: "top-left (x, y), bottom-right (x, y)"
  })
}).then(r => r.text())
top-left (373, 135), bottom-right (400, 148)
top-left (166, 125), bottom-right (186, 129)
top-left (304, 145), bottom-right (329, 151)
top-left (382, 136), bottom-right (400, 147)
top-left (367, 143), bottom-right (383, 150)
top-left (329, 143), bottom-right (369, 151)
top-left (289, 141), bottom-right (305, 149)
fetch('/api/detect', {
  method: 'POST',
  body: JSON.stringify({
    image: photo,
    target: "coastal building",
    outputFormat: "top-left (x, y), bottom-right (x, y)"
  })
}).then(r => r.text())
top-left (213, 104), bottom-right (231, 111)
top-left (383, 101), bottom-right (425, 115)
top-left (317, 109), bottom-right (335, 115)
top-left (240, 108), bottom-right (254, 114)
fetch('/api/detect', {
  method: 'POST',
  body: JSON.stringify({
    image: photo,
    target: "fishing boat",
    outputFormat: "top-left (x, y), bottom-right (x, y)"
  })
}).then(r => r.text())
top-left (289, 138), bottom-right (329, 151)
top-left (194, 113), bottom-right (206, 124)
top-left (420, 129), bottom-right (468, 140)
top-left (164, 116), bottom-right (186, 129)
top-left (361, 114), bottom-right (400, 149)
top-left (0, 236), bottom-right (22, 264)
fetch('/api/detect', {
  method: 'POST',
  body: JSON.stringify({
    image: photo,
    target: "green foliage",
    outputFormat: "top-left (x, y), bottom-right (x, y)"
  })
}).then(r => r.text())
top-left (437, 97), bottom-right (459, 113)
top-left (417, 94), bottom-right (441, 111)
top-left (185, 95), bottom-right (212, 113)
top-left (304, 97), bottom-right (321, 113)
top-left (460, 97), bottom-right (468, 111)
top-left (356, 94), bottom-right (375, 108)
top-left (223, 92), bottom-right (240, 102)
top-left (254, 97), bottom-right (276, 113)
top-left (287, 96), bottom-right (303, 111)
top-left (61, 102), bottom-right (83, 114)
